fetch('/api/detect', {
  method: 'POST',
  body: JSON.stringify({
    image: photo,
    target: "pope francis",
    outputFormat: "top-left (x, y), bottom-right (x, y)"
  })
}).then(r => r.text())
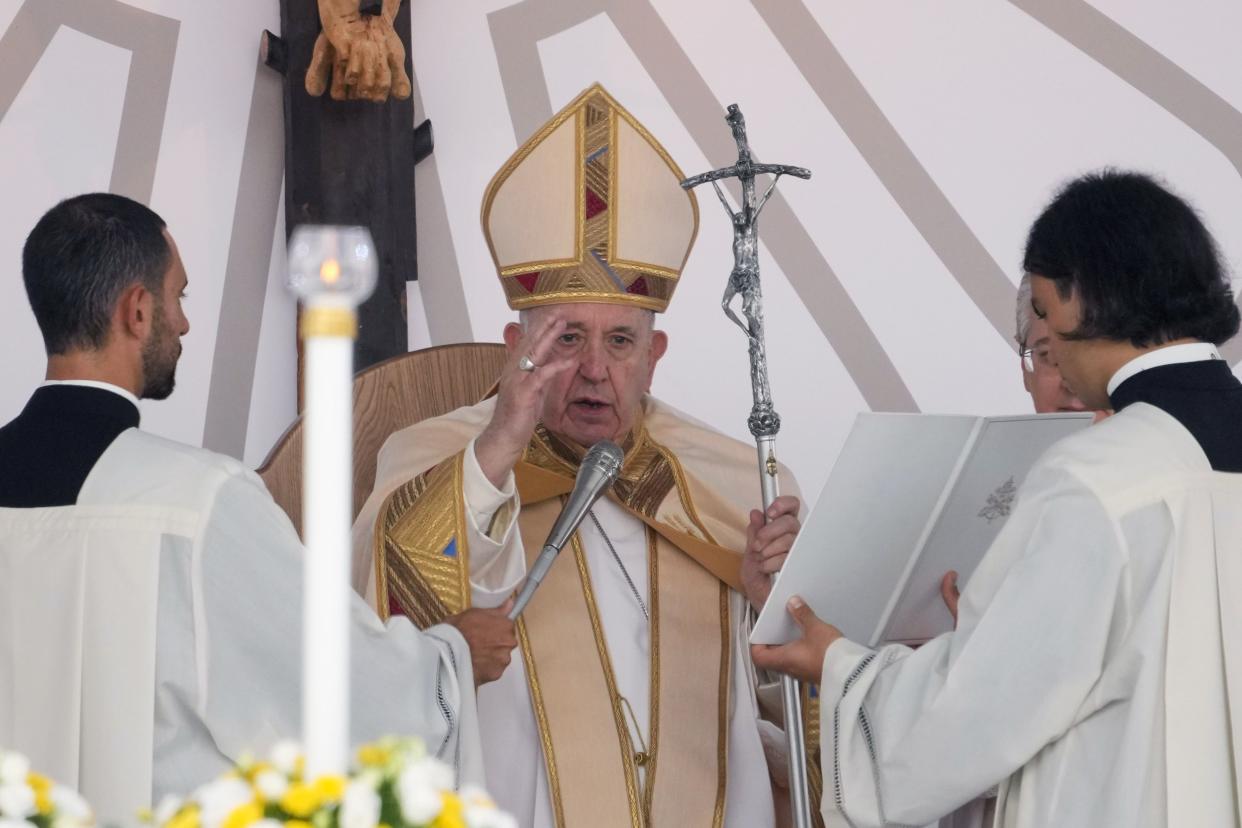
top-left (352, 84), bottom-right (807, 827)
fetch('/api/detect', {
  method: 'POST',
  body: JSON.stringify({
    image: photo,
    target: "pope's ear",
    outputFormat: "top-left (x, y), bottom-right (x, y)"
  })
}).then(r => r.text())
top-left (650, 329), bottom-right (668, 363)
top-left (116, 282), bottom-right (154, 341)
top-left (646, 330), bottom-right (668, 390)
top-left (503, 322), bottom-right (524, 352)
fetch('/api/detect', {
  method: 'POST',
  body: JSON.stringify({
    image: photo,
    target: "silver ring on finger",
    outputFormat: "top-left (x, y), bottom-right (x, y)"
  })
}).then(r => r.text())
top-left (518, 355), bottom-right (539, 372)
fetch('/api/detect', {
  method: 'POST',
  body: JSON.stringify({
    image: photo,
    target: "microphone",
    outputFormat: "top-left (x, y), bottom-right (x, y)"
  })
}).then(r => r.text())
top-left (508, 440), bottom-right (624, 620)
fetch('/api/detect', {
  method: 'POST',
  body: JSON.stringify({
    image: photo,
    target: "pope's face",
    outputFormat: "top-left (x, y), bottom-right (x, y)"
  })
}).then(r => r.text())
top-left (520, 303), bottom-right (667, 448)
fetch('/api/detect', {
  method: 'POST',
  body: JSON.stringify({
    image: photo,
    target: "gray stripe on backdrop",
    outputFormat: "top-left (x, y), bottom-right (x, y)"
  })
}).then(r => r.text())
top-left (202, 57), bottom-right (284, 458)
top-left (408, 56), bottom-right (474, 344)
top-left (752, 0), bottom-right (1017, 352)
top-left (1011, 0), bottom-right (1242, 365)
top-left (0, 0), bottom-right (180, 203)
top-left (487, 0), bottom-right (917, 411)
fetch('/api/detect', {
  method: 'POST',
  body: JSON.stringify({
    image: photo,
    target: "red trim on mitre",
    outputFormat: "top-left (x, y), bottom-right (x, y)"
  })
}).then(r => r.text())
top-left (514, 272), bottom-right (540, 293)
top-left (626, 277), bottom-right (650, 296)
top-left (585, 188), bottom-right (607, 219)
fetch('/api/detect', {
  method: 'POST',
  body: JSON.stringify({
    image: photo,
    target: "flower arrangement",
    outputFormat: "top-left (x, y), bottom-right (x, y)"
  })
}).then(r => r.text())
top-left (149, 738), bottom-right (513, 828)
top-left (0, 749), bottom-right (94, 828)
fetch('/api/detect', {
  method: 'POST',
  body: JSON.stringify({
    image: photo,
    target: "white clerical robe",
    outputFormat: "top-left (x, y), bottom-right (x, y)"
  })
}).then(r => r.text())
top-left (0, 428), bottom-right (482, 822)
top-left (819, 402), bottom-right (1242, 827)
top-left (364, 438), bottom-right (782, 828)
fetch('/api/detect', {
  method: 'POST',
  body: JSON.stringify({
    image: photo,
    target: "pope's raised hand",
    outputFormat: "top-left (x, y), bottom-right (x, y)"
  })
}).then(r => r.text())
top-left (475, 314), bottom-right (576, 488)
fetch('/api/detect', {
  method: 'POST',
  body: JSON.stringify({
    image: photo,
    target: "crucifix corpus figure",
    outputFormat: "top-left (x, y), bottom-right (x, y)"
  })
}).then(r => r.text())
top-left (305, 0), bottom-right (412, 102)
top-left (681, 104), bottom-right (810, 437)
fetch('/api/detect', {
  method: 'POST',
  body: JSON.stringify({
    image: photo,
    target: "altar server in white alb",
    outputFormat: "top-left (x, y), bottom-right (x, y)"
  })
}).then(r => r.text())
top-left (0, 194), bottom-right (515, 820)
top-left (753, 170), bottom-right (1242, 827)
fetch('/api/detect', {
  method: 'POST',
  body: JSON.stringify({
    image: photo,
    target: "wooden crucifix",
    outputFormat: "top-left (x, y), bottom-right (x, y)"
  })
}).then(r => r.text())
top-left (264, 0), bottom-right (434, 405)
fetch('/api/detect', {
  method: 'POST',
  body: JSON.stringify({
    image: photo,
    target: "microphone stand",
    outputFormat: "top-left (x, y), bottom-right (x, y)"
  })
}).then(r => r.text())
top-left (681, 104), bottom-right (814, 828)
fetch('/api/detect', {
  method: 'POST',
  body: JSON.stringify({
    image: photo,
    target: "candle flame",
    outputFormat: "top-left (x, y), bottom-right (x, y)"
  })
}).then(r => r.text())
top-left (321, 258), bottom-right (341, 284)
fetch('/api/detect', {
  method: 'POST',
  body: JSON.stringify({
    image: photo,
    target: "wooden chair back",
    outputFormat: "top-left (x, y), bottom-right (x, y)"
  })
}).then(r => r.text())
top-left (257, 342), bottom-right (507, 535)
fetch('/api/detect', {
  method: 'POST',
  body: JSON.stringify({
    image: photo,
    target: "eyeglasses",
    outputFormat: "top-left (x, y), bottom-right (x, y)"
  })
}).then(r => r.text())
top-left (1020, 345), bottom-right (1056, 374)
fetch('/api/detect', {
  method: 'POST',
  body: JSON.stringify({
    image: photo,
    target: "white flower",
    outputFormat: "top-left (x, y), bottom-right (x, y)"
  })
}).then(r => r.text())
top-left (464, 806), bottom-right (517, 828)
top-left (269, 741), bottom-right (302, 776)
top-left (153, 795), bottom-right (184, 826)
top-left (0, 785), bottom-right (35, 819)
top-left (0, 755), bottom-right (29, 787)
top-left (253, 770), bottom-right (288, 802)
top-left (400, 758), bottom-right (454, 793)
top-left (339, 780), bottom-right (379, 828)
top-left (193, 777), bottom-right (252, 828)
top-left (253, 820), bottom-right (283, 828)
top-left (0, 818), bottom-right (36, 828)
top-left (396, 778), bottom-right (441, 824)
top-left (397, 756), bottom-right (454, 823)
top-left (50, 786), bottom-right (91, 821)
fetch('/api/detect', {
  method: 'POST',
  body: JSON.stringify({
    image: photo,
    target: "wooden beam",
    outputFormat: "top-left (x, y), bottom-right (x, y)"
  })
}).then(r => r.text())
top-left (276, 0), bottom-right (418, 407)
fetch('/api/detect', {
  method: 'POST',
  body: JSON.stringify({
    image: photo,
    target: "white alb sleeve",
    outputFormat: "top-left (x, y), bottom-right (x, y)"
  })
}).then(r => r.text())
top-left (461, 438), bottom-right (526, 607)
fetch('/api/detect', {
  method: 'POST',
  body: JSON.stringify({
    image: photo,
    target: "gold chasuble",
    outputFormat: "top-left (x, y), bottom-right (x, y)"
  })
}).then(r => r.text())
top-left (370, 397), bottom-right (762, 826)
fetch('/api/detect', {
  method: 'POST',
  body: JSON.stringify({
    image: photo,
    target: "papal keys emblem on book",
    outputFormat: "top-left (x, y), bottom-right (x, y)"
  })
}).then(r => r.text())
top-left (978, 476), bottom-right (1018, 523)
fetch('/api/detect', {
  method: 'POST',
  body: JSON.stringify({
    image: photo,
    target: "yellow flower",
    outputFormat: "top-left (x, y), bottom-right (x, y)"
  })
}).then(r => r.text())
top-left (431, 793), bottom-right (465, 828)
top-left (26, 772), bottom-right (51, 794)
top-left (356, 745), bottom-right (391, 769)
top-left (310, 775), bottom-right (345, 804)
top-left (280, 784), bottom-right (320, 818)
top-left (222, 802), bottom-right (263, 828)
top-left (25, 771), bottom-right (54, 815)
top-left (167, 805), bottom-right (202, 828)
top-left (285, 821), bottom-right (313, 828)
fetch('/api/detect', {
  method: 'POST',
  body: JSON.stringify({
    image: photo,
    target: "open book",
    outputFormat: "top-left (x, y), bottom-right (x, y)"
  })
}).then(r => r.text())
top-left (750, 412), bottom-right (1093, 647)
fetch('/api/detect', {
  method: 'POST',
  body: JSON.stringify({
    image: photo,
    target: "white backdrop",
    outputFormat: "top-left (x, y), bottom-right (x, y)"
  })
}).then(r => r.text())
top-left (1, 0), bottom-right (1240, 504)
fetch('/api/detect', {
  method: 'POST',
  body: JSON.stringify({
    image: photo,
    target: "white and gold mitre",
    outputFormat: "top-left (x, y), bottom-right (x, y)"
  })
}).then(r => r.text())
top-left (481, 83), bottom-right (699, 313)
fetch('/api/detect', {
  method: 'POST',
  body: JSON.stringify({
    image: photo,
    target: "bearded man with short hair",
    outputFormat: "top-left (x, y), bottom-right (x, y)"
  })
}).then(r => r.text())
top-left (0, 192), bottom-right (504, 821)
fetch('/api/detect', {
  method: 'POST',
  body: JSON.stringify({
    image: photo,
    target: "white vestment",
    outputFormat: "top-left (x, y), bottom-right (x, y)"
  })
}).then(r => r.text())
top-left (819, 402), bottom-right (1242, 827)
top-left (0, 428), bottom-right (482, 822)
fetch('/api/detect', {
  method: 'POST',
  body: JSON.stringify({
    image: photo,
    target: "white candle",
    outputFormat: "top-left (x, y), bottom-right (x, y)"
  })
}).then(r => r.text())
top-left (288, 226), bottom-right (377, 778)
top-left (302, 321), bottom-right (354, 777)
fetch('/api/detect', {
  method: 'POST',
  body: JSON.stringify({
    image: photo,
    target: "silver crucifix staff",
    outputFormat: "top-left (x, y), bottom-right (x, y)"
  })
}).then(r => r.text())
top-left (682, 104), bottom-right (814, 828)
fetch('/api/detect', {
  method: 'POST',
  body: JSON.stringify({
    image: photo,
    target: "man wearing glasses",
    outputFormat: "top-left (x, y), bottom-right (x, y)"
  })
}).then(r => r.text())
top-left (1016, 273), bottom-right (1095, 414)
